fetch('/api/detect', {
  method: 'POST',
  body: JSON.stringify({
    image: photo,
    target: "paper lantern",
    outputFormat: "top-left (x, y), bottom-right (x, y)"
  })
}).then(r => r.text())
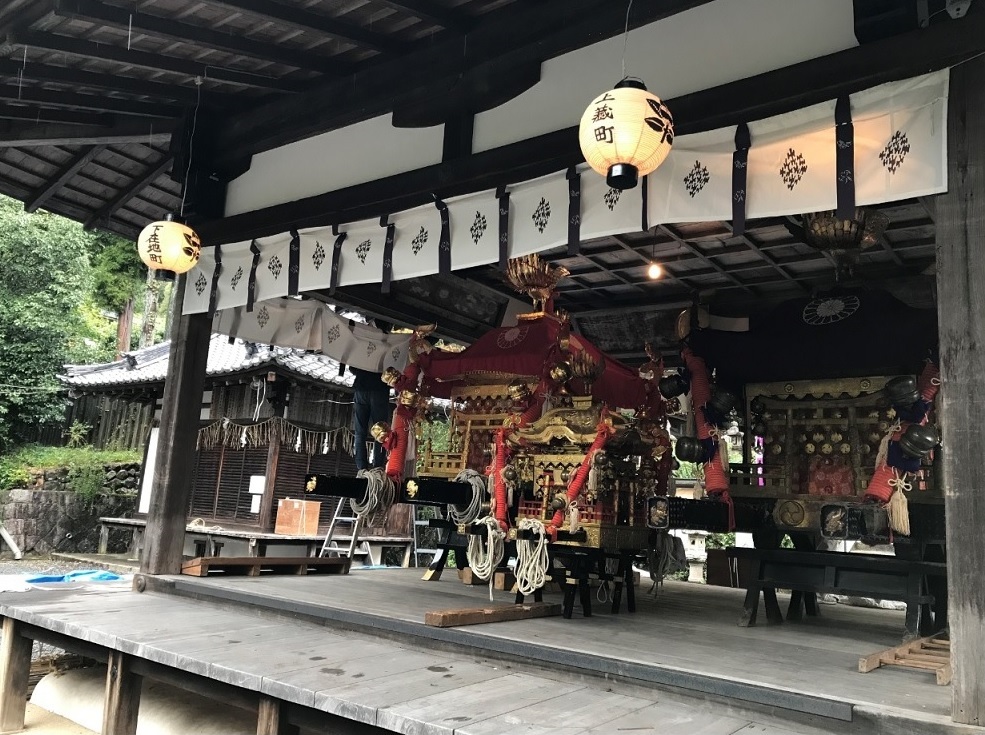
top-left (137, 217), bottom-right (201, 274)
top-left (579, 78), bottom-right (674, 190)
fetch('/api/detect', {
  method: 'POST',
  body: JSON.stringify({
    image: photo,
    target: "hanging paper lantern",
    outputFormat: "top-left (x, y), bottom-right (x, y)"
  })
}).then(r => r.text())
top-left (137, 216), bottom-right (201, 274)
top-left (578, 78), bottom-right (674, 190)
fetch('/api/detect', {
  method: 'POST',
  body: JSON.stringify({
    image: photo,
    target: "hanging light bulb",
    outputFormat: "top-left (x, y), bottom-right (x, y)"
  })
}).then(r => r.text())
top-left (136, 213), bottom-right (201, 274)
top-left (647, 262), bottom-right (663, 280)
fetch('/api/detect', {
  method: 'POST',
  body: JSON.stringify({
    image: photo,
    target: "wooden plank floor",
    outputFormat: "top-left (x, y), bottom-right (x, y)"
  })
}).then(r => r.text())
top-left (0, 583), bottom-right (839, 735)
top-left (169, 569), bottom-right (954, 722)
top-left (0, 571), bottom-right (964, 735)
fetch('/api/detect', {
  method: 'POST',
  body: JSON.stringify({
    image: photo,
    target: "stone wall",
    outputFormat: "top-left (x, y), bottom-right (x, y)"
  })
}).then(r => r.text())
top-left (1, 463), bottom-right (140, 555)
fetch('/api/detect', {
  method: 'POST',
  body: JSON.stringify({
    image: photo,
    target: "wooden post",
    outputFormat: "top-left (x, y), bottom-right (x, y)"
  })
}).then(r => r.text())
top-left (935, 57), bottom-right (985, 727)
top-left (140, 274), bottom-right (211, 575)
top-left (0, 617), bottom-right (31, 733)
top-left (258, 427), bottom-right (281, 532)
top-left (257, 696), bottom-right (298, 735)
top-left (102, 650), bottom-right (141, 735)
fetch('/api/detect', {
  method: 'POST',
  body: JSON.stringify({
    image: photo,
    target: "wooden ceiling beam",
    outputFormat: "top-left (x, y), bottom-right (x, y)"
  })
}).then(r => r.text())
top-left (85, 155), bottom-right (174, 230)
top-left (7, 30), bottom-right (301, 92)
top-left (0, 83), bottom-right (176, 118)
top-left (24, 145), bottom-right (105, 212)
top-left (609, 234), bottom-right (696, 291)
top-left (368, 0), bottom-right (472, 32)
top-left (215, 0), bottom-right (714, 162)
top-left (0, 58), bottom-right (228, 105)
top-left (0, 119), bottom-right (175, 147)
top-left (657, 224), bottom-right (755, 294)
top-left (54, 0), bottom-right (353, 75)
top-left (719, 223), bottom-right (809, 293)
top-left (200, 0), bottom-right (407, 55)
top-left (0, 103), bottom-right (113, 126)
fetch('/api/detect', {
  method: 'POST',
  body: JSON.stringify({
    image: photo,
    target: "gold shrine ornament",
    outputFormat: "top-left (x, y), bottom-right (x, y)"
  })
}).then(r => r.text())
top-left (579, 78), bottom-right (674, 190)
top-left (137, 216), bottom-right (201, 274)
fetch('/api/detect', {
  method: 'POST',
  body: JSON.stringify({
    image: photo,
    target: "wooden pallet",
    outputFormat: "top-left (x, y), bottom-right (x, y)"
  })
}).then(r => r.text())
top-left (859, 634), bottom-right (951, 685)
top-left (181, 556), bottom-right (350, 577)
top-left (425, 602), bottom-right (562, 628)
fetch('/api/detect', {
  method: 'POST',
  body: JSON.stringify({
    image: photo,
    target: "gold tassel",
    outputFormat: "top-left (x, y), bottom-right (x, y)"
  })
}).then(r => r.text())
top-left (886, 470), bottom-right (911, 536)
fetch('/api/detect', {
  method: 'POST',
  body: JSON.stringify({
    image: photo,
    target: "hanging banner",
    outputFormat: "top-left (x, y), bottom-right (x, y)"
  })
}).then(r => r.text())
top-left (580, 162), bottom-right (644, 241)
top-left (181, 246), bottom-right (218, 315)
top-left (446, 188), bottom-right (500, 272)
top-left (852, 69), bottom-right (948, 205)
top-left (647, 126), bottom-right (735, 226)
top-left (507, 170), bottom-right (570, 259)
top-left (293, 224), bottom-right (335, 295)
top-left (250, 232), bottom-right (294, 305)
top-left (320, 308), bottom-right (410, 372)
top-left (388, 202), bottom-right (444, 283)
top-left (333, 218), bottom-right (386, 288)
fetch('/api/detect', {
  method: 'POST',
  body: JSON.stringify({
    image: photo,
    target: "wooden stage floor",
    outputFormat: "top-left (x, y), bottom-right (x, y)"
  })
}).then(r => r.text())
top-left (0, 569), bottom-right (971, 735)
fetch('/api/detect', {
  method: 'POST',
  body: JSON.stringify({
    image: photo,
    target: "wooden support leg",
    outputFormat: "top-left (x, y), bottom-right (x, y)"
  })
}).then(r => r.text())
top-left (739, 585), bottom-right (760, 627)
top-left (422, 540), bottom-right (449, 582)
top-left (562, 581), bottom-right (577, 619)
top-left (804, 591), bottom-right (819, 617)
top-left (904, 573), bottom-right (922, 640)
top-left (102, 650), bottom-right (141, 735)
top-left (0, 617), bottom-right (31, 734)
top-left (257, 696), bottom-right (300, 735)
top-left (787, 590), bottom-right (804, 621)
top-left (624, 556), bottom-right (636, 613)
top-left (578, 577), bottom-right (593, 618)
top-left (610, 556), bottom-right (625, 614)
top-left (98, 525), bottom-right (110, 555)
top-left (763, 588), bottom-right (784, 625)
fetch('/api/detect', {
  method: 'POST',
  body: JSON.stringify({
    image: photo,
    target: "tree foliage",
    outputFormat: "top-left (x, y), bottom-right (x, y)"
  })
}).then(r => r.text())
top-left (89, 231), bottom-right (145, 313)
top-left (0, 197), bottom-right (96, 449)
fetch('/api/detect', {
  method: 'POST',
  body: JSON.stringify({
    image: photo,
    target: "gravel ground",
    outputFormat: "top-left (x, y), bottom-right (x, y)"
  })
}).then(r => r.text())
top-left (0, 555), bottom-right (96, 577)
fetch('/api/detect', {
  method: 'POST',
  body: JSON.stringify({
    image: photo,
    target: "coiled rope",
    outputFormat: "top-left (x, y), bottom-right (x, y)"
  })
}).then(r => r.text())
top-left (467, 516), bottom-right (506, 601)
top-left (350, 468), bottom-right (395, 519)
top-left (450, 469), bottom-right (485, 525)
top-left (515, 518), bottom-right (549, 596)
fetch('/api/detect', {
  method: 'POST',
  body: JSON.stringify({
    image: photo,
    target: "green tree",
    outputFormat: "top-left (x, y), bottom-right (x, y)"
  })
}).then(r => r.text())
top-left (0, 197), bottom-right (94, 449)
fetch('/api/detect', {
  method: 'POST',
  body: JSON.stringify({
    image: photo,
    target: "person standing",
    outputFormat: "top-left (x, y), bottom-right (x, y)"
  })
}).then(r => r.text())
top-left (350, 366), bottom-right (392, 471)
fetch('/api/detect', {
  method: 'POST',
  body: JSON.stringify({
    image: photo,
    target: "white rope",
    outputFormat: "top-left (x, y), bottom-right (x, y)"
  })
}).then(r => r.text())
top-left (515, 518), bottom-right (549, 597)
top-left (450, 469), bottom-right (485, 525)
top-left (188, 518), bottom-right (223, 533)
top-left (466, 516), bottom-right (505, 601)
top-left (350, 468), bottom-right (395, 519)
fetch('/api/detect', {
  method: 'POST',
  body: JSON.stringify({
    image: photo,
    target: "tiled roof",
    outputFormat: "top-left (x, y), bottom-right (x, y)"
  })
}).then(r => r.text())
top-left (60, 334), bottom-right (354, 390)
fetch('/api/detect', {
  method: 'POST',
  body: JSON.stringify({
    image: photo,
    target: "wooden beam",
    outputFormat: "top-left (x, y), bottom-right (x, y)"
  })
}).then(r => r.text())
top-left (215, 0), bottom-right (712, 162)
top-left (0, 58), bottom-right (227, 105)
top-left (257, 697), bottom-right (298, 735)
top-left (24, 145), bottom-right (104, 212)
top-left (0, 102), bottom-right (114, 127)
top-left (935, 56), bottom-right (985, 728)
top-left (7, 30), bottom-right (301, 92)
top-left (0, 83), bottom-right (175, 118)
top-left (370, 0), bottom-right (472, 32)
top-left (102, 650), bottom-right (141, 735)
top-left (199, 0), bottom-right (984, 244)
top-left (259, 423), bottom-right (281, 532)
top-left (424, 602), bottom-right (562, 627)
top-left (140, 276), bottom-right (212, 575)
top-left (86, 155), bottom-right (174, 230)
top-left (54, 0), bottom-right (352, 75)
top-left (198, 0), bottom-right (407, 54)
top-left (0, 120), bottom-right (173, 148)
top-left (0, 617), bottom-right (31, 733)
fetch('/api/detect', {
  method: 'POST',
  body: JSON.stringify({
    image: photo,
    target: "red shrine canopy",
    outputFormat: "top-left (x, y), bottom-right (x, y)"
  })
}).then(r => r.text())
top-left (421, 315), bottom-right (646, 410)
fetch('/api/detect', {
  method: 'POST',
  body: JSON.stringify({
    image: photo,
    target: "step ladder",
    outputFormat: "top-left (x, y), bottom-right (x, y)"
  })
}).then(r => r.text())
top-left (411, 504), bottom-right (439, 568)
top-left (319, 498), bottom-right (363, 561)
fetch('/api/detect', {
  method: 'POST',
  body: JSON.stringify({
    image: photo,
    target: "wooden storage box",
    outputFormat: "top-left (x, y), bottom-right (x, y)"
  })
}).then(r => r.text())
top-left (274, 499), bottom-right (321, 535)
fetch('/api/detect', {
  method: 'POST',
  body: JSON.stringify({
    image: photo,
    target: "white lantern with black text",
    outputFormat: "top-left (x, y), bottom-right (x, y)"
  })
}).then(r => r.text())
top-left (579, 78), bottom-right (674, 190)
top-left (136, 215), bottom-right (201, 274)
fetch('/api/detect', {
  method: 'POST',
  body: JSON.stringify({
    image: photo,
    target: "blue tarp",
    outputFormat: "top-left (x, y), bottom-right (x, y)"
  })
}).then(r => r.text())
top-left (25, 570), bottom-right (122, 584)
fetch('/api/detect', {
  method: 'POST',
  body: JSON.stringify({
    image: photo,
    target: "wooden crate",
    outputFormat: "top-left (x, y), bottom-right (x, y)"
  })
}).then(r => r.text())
top-left (274, 499), bottom-right (321, 535)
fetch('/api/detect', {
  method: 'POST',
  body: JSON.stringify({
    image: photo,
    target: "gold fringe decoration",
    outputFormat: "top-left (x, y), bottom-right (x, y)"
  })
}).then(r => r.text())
top-left (886, 469), bottom-right (912, 536)
top-left (196, 417), bottom-right (355, 457)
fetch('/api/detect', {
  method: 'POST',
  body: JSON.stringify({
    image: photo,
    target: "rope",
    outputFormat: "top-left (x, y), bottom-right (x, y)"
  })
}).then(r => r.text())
top-left (188, 518), bottom-right (223, 533)
top-left (466, 516), bottom-right (505, 601)
top-left (449, 469), bottom-right (485, 525)
top-left (350, 468), bottom-right (395, 519)
top-left (515, 518), bottom-right (549, 596)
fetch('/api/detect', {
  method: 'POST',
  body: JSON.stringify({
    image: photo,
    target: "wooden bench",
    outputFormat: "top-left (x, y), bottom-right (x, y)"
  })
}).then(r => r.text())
top-left (180, 556), bottom-right (350, 577)
top-left (726, 547), bottom-right (947, 639)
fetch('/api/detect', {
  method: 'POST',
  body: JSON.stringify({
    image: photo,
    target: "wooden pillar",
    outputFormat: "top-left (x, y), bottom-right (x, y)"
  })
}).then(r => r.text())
top-left (258, 429), bottom-right (281, 532)
top-left (935, 57), bottom-right (985, 727)
top-left (140, 274), bottom-right (212, 575)
top-left (257, 696), bottom-right (298, 735)
top-left (102, 651), bottom-right (142, 735)
top-left (0, 617), bottom-right (31, 733)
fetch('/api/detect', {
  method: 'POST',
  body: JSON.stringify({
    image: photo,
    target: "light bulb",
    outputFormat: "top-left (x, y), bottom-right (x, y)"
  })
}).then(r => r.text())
top-left (647, 262), bottom-right (662, 279)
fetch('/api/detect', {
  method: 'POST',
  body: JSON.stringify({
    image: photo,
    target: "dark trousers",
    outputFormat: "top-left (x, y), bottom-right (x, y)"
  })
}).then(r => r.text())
top-left (354, 390), bottom-right (391, 471)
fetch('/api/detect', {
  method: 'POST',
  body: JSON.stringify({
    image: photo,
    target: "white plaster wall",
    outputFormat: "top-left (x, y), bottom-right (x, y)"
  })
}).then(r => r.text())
top-left (224, 114), bottom-right (444, 216)
top-left (473, 0), bottom-right (859, 153)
